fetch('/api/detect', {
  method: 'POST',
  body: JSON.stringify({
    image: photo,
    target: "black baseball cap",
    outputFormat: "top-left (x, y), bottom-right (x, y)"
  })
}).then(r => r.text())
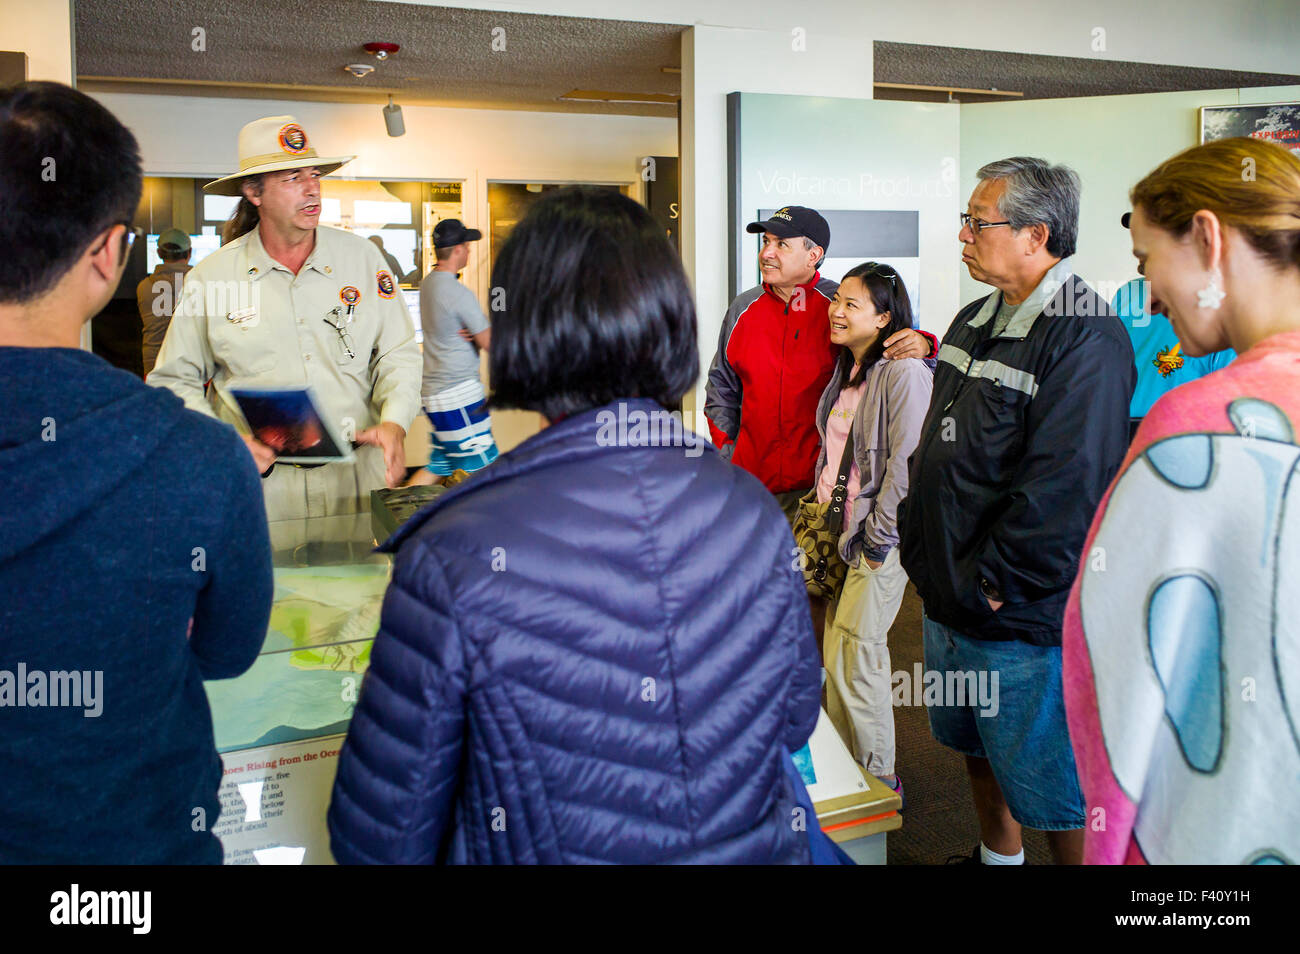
top-left (746, 206), bottom-right (830, 253)
top-left (432, 218), bottom-right (482, 248)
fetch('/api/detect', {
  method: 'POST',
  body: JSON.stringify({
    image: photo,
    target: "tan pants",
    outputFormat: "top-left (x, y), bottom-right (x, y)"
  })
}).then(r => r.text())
top-left (261, 444), bottom-right (387, 522)
top-left (823, 548), bottom-right (908, 777)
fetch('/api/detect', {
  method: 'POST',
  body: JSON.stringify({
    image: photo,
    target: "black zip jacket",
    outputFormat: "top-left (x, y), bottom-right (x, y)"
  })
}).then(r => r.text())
top-left (898, 268), bottom-right (1135, 645)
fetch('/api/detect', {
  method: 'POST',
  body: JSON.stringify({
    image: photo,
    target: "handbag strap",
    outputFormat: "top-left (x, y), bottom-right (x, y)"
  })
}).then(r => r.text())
top-left (828, 424), bottom-right (855, 516)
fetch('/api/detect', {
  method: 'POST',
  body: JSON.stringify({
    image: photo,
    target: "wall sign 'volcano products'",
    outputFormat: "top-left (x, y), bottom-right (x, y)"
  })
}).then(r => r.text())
top-left (1201, 102), bottom-right (1300, 155)
top-left (725, 92), bottom-right (960, 335)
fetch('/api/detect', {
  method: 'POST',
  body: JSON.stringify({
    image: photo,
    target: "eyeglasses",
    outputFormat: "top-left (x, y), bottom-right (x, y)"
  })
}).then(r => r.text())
top-left (108, 224), bottom-right (144, 257)
top-left (960, 212), bottom-right (1012, 235)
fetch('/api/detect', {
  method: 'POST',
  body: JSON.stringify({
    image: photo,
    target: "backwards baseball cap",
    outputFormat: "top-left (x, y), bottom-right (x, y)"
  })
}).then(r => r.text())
top-left (157, 228), bottom-right (191, 254)
top-left (746, 206), bottom-right (830, 253)
top-left (432, 218), bottom-right (483, 248)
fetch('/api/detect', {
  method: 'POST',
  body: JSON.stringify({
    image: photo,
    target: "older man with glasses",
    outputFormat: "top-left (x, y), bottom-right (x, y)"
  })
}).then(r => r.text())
top-left (894, 157), bottom-right (1135, 865)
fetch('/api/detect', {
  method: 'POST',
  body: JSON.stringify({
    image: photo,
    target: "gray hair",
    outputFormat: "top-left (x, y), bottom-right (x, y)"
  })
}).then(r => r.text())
top-left (801, 235), bottom-right (825, 268)
top-left (977, 157), bottom-right (1081, 259)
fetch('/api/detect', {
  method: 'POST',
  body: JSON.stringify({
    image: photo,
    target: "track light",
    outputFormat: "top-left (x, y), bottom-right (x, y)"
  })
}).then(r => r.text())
top-left (383, 95), bottom-right (405, 137)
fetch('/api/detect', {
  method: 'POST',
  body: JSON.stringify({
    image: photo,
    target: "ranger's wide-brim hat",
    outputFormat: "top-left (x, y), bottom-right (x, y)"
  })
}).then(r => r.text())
top-left (203, 115), bottom-right (354, 196)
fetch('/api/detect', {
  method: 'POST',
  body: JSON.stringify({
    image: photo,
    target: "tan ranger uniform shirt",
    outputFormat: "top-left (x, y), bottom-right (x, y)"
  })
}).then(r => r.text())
top-left (149, 224), bottom-right (421, 521)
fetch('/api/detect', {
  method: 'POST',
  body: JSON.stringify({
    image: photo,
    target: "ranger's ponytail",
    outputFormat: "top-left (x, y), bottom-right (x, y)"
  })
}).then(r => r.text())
top-left (220, 175), bottom-right (264, 245)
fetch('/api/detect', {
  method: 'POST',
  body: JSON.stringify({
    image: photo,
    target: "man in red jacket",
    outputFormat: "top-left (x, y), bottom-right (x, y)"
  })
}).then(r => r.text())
top-left (705, 207), bottom-right (839, 519)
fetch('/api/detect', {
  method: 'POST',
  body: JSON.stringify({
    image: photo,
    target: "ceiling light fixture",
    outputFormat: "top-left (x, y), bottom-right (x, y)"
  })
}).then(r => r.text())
top-left (343, 63), bottom-right (375, 78)
top-left (383, 94), bottom-right (405, 137)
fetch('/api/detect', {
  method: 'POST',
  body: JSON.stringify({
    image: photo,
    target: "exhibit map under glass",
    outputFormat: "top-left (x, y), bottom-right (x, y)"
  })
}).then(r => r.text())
top-left (205, 562), bottom-right (389, 753)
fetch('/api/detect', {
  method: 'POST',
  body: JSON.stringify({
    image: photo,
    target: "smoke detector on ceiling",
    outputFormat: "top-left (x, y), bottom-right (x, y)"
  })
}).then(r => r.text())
top-left (343, 63), bottom-right (375, 78)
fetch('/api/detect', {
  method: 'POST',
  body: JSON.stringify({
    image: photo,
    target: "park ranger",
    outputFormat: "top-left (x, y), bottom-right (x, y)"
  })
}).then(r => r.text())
top-left (149, 115), bottom-right (421, 520)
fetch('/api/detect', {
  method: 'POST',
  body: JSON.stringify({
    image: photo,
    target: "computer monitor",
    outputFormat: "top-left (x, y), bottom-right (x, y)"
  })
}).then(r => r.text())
top-left (403, 288), bottom-right (422, 343)
top-left (145, 233), bottom-right (222, 273)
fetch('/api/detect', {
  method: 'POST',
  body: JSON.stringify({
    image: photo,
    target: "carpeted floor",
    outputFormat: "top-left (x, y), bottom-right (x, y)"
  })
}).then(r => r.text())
top-left (885, 583), bottom-right (1053, 865)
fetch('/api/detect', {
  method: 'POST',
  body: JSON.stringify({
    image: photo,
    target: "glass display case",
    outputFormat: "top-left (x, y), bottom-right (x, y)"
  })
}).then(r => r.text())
top-left (205, 514), bottom-right (389, 865)
top-left (203, 514), bottom-right (900, 865)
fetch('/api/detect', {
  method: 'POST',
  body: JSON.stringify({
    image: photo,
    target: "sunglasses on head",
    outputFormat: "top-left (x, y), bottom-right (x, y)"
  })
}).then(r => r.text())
top-left (859, 262), bottom-right (898, 286)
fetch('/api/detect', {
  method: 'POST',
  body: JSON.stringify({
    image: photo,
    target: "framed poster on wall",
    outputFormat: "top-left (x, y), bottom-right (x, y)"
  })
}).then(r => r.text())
top-left (1200, 102), bottom-right (1300, 155)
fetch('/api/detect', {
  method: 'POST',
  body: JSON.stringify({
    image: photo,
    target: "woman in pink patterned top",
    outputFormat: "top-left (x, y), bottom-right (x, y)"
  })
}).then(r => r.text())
top-left (1064, 136), bottom-right (1300, 864)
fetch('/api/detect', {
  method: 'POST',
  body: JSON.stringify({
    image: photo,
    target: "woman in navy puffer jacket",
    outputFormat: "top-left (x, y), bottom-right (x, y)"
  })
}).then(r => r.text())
top-left (327, 187), bottom-right (823, 864)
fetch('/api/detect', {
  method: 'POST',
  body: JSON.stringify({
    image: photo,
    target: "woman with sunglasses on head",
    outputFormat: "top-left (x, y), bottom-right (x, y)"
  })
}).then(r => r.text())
top-left (803, 262), bottom-right (932, 802)
top-left (1064, 137), bottom-right (1300, 864)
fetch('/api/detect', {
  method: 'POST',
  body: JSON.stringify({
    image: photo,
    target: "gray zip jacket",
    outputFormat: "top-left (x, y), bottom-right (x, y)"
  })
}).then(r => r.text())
top-left (813, 355), bottom-right (933, 564)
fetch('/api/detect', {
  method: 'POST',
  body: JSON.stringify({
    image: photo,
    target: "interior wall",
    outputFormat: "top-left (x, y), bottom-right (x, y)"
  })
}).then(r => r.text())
top-left (702, 79), bottom-right (1300, 409)
top-left (681, 25), bottom-right (873, 432)
top-left (0, 0), bottom-right (74, 82)
top-left (958, 83), bottom-right (1300, 309)
top-left (2, 0), bottom-right (78, 340)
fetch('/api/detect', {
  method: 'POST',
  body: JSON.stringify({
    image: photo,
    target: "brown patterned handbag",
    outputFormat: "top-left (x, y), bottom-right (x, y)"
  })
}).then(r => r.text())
top-left (791, 426), bottom-right (856, 601)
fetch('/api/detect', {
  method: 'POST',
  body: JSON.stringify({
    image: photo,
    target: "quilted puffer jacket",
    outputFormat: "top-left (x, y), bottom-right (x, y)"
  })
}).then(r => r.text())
top-left (327, 398), bottom-right (822, 864)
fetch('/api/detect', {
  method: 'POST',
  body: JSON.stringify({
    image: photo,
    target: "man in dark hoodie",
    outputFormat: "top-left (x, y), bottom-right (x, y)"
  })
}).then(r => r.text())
top-left (0, 82), bottom-right (274, 863)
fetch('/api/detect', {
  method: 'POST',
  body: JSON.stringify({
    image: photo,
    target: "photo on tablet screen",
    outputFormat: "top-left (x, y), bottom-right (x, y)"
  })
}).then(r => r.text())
top-left (229, 387), bottom-right (355, 464)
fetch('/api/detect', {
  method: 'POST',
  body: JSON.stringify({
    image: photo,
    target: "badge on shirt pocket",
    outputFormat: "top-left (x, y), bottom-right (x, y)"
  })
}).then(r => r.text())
top-left (226, 306), bottom-right (259, 329)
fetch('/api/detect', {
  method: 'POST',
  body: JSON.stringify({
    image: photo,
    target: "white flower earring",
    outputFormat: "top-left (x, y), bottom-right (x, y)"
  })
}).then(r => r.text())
top-left (1196, 269), bottom-right (1226, 310)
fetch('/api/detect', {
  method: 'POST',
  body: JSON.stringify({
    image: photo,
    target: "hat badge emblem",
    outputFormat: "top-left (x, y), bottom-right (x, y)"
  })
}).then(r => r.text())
top-left (278, 123), bottom-right (309, 155)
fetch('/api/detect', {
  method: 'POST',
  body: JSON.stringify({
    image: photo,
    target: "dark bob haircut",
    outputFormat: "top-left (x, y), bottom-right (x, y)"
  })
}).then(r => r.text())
top-left (0, 81), bottom-right (142, 305)
top-left (488, 186), bottom-right (699, 422)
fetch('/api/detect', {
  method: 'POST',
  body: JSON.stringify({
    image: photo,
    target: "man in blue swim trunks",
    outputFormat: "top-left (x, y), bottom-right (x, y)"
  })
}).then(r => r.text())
top-left (407, 219), bottom-right (498, 485)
